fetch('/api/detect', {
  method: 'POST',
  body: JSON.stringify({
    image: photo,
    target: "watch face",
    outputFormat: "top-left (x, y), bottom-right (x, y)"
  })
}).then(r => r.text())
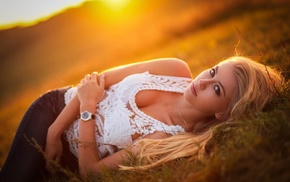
top-left (81, 111), bottom-right (91, 121)
top-left (82, 112), bottom-right (89, 119)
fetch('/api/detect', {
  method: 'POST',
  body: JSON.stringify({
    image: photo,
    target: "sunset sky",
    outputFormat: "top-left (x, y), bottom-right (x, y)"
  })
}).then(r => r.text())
top-left (0, 0), bottom-right (132, 29)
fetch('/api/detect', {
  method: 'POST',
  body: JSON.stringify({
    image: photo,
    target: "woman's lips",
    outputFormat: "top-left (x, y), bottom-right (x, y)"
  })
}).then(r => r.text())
top-left (191, 84), bottom-right (197, 96)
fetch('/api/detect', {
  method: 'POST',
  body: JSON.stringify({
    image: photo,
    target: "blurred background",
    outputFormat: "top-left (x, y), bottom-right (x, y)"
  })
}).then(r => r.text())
top-left (0, 0), bottom-right (290, 167)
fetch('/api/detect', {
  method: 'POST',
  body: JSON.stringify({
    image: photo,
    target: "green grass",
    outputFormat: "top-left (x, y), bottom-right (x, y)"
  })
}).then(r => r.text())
top-left (1, 2), bottom-right (290, 182)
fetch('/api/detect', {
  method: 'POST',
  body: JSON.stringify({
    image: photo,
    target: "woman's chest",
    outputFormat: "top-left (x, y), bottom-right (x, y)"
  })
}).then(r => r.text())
top-left (134, 90), bottom-right (179, 123)
top-left (135, 89), bottom-right (179, 107)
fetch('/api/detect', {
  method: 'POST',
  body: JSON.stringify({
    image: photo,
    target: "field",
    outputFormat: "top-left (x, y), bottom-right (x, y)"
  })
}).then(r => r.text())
top-left (0, 0), bottom-right (290, 181)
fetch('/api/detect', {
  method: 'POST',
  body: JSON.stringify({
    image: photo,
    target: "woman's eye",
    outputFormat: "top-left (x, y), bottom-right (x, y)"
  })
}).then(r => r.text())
top-left (210, 68), bottom-right (215, 77)
top-left (214, 85), bottom-right (221, 96)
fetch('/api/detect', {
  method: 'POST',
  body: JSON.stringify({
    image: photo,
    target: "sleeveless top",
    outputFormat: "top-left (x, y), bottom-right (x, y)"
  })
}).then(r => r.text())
top-left (64, 72), bottom-right (192, 158)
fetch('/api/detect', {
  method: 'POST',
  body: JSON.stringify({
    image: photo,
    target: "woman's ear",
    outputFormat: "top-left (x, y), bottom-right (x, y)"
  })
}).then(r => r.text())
top-left (215, 113), bottom-right (226, 121)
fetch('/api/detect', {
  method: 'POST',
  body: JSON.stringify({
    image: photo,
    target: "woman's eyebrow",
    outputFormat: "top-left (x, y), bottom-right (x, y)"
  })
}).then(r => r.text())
top-left (216, 66), bottom-right (226, 97)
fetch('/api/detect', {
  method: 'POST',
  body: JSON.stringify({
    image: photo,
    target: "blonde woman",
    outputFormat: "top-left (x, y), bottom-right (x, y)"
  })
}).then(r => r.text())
top-left (0, 56), bottom-right (283, 181)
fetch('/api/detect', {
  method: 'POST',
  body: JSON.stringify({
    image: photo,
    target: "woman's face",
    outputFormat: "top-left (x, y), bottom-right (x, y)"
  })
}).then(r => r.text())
top-left (184, 61), bottom-right (236, 116)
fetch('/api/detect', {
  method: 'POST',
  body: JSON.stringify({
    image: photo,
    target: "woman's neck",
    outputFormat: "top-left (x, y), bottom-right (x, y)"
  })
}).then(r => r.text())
top-left (167, 96), bottom-right (213, 132)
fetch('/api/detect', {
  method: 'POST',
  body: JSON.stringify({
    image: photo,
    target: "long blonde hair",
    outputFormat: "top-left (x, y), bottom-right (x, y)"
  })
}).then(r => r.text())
top-left (121, 56), bottom-right (284, 170)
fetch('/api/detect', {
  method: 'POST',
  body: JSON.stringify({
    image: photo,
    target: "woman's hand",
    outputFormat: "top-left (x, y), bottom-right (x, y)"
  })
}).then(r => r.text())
top-left (45, 125), bottom-right (63, 165)
top-left (77, 72), bottom-right (105, 107)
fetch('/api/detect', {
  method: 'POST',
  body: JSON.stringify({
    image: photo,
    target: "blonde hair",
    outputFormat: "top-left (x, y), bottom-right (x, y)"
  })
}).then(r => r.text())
top-left (121, 56), bottom-right (284, 170)
top-left (225, 56), bottom-right (283, 120)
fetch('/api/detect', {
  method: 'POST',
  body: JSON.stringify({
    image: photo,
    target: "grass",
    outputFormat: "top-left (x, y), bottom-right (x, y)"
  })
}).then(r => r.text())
top-left (1, 1), bottom-right (290, 181)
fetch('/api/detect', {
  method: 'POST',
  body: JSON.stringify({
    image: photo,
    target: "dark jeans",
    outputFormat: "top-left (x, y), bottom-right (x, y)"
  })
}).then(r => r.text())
top-left (0, 87), bottom-right (78, 182)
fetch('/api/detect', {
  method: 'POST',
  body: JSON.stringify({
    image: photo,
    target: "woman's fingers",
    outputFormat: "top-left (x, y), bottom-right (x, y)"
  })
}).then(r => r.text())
top-left (99, 74), bottom-right (105, 88)
top-left (77, 72), bottom-right (105, 104)
top-left (78, 72), bottom-right (104, 91)
top-left (91, 72), bottom-right (99, 85)
top-left (85, 73), bottom-right (91, 81)
top-left (80, 79), bottom-right (85, 84)
top-left (91, 72), bottom-right (98, 82)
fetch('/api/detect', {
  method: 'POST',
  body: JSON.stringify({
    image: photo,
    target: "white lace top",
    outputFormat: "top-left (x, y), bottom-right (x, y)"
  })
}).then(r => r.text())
top-left (64, 72), bottom-right (192, 158)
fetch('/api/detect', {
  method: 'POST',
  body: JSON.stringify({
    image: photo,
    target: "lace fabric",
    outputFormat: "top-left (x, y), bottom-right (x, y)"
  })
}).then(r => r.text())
top-left (64, 72), bottom-right (192, 158)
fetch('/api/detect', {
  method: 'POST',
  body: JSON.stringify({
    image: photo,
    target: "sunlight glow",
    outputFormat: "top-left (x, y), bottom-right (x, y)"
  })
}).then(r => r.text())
top-left (101, 0), bottom-right (131, 10)
top-left (0, 0), bottom-right (134, 29)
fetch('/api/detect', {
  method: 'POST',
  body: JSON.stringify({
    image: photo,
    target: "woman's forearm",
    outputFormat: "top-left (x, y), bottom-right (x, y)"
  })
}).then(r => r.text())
top-left (45, 93), bottom-right (82, 164)
top-left (48, 95), bottom-right (80, 137)
top-left (78, 103), bottom-right (100, 176)
top-left (77, 73), bottom-right (105, 176)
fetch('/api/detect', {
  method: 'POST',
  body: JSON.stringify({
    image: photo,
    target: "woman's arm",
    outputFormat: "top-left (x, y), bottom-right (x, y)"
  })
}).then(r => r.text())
top-left (80, 131), bottom-right (170, 175)
top-left (101, 58), bottom-right (192, 89)
top-left (45, 94), bottom-right (80, 163)
top-left (77, 72), bottom-right (105, 175)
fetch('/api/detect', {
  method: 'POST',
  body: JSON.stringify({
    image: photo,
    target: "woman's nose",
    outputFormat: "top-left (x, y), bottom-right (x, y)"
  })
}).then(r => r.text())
top-left (198, 79), bottom-right (212, 90)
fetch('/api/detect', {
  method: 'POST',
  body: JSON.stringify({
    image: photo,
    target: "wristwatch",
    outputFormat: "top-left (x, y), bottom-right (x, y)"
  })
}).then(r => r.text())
top-left (80, 111), bottom-right (95, 121)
